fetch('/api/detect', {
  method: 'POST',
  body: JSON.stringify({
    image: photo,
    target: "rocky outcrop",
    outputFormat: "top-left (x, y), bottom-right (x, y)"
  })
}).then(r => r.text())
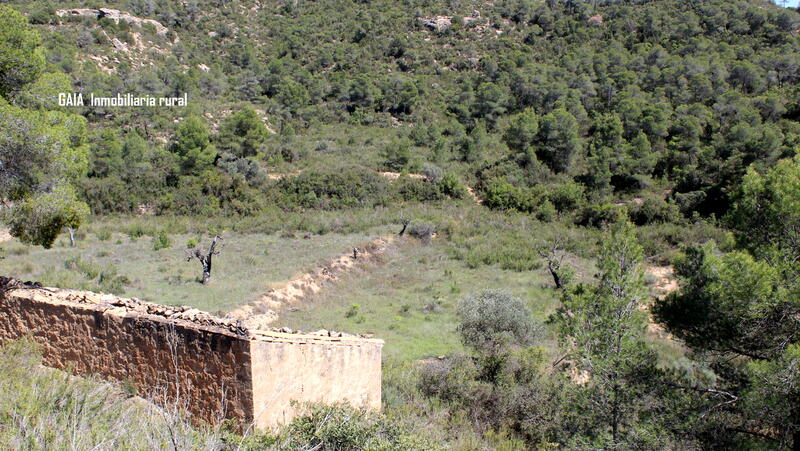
top-left (420, 15), bottom-right (452, 32)
top-left (56, 8), bottom-right (169, 36)
top-left (587, 14), bottom-right (604, 26)
top-left (418, 11), bottom-right (481, 32)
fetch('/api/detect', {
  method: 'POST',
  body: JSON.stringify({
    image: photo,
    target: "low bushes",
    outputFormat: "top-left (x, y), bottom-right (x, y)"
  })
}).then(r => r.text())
top-left (271, 167), bottom-right (469, 211)
top-left (482, 180), bottom-right (585, 222)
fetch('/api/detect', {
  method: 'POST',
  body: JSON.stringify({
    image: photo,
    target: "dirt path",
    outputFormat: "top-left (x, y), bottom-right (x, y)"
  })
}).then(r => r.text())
top-left (646, 265), bottom-right (678, 298)
top-left (377, 171), bottom-right (425, 180)
top-left (229, 235), bottom-right (398, 328)
top-left (644, 265), bottom-right (679, 336)
top-left (465, 186), bottom-right (482, 204)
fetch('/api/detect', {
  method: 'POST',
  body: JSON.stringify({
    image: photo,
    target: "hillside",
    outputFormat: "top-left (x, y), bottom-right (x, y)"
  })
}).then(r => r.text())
top-left (1, 0), bottom-right (800, 449)
top-left (4, 0), bottom-right (797, 220)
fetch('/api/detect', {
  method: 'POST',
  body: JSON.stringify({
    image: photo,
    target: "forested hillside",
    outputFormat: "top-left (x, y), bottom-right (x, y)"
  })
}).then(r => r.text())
top-left (1, 0), bottom-right (800, 449)
top-left (2, 0), bottom-right (797, 220)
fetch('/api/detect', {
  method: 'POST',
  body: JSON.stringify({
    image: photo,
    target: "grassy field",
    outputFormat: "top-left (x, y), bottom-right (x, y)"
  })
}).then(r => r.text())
top-left (276, 238), bottom-right (597, 361)
top-left (0, 208), bottom-right (683, 366)
top-left (0, 209), bottom-right (607, 362)
top-left (0, 225), bottom-right (385, 314)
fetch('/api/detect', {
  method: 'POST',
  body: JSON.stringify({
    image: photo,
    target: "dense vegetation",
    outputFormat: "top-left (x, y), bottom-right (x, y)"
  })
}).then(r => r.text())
top-left (2, 0), bottom-right (798, 223)
top-left (1, 0), bottom-right (800, 448)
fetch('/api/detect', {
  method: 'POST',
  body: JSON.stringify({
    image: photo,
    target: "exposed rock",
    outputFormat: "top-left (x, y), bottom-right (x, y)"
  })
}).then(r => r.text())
top-left (56, 8), bottom-right (170, 36)
top-left (587, 14), bottom-right (604, 26)
top-left (418, 11), bottom-right (481, 32)
top-left (420, 15), bottom-right (452, 32)
top-left (110, 38), bottom-right (129, 53)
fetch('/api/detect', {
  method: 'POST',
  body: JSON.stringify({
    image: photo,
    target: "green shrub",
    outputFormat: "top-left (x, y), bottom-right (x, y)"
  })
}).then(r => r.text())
top-left (275, 403), bottom-right (439, 451)
top-left (98, 268), bottom-right (129, 293)
top-left (628, 196), bottom-right (681, 225)
top-left (395, 176), bottom-right (445, 202)
top-left (421, 163), bottom-right (443, 183)
top-left (549, 181), bottom-right (586, 213)
top-left (345, 303), bottom-right (360, 318)
top-left (382, 137), bottom-right (414, 172)
top-left (483, 181), bottom-right (536, 212)
top-left (407, 222), bottom-right (436, 244)
top-left (276, 167), bottom-right (390, 210)
top-left (95, 228), bottom-right (112, 241)
top-left (537, 200), bottom-right (557, 222)
top-left (576, 203), bottom-right (625, 228)
top-left (78, 177), bottom-right (137, 215)
top-left (456, 289), bottom-right (538, 353)
top-left (152, 230), bottom-right (172, 251)
top-left (28, 7), bottom-right (56, 25)
top-left (483, 181), bottom-right (554, 220)
top-left (62, 257), bottom-right (129, 293)
top-left (126, 224), bottom-right (148, 239)
top-left (438, 172), bottom-right (467, 199)
top-left (64, 256), bottom-right (101, 279)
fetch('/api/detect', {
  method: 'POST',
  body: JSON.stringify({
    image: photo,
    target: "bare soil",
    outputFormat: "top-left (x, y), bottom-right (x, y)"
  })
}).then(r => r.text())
top-left (230, 235), bottom-right (399, 328)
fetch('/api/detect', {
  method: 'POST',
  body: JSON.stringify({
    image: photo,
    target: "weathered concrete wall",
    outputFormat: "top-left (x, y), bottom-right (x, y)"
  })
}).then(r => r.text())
top-left (249, 330), bottom-right (383, 429)
top-left (0, 285), bottom-right (383, 429)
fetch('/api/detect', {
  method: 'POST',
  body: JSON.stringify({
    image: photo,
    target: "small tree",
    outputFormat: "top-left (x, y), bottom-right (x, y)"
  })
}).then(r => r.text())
top-left (553, 221), bottom-right (665, 448)
top-left (63, 201), bottom-right (89, 247)
top-left (536, 108), bottom-right (582, 174)
top-left (504, 107), bottom-right (540, 164)
top-left (7, 185), bottom-right (89, 249)
top-left (216, 108), bottom-right (270, 158)
top-left (382, 137), bottom-right (413, 171)
top-left (152, 230), bottom-right (172, 251)
top-left (185, 236), bottom-right (222, 284)
top-left (538, 239), bottom-right (573, 289)
top-left (170, 116), bottom-right (216, 175)
top-left (0, 6), bottom-right (45, 97)
top-left (457, 289), bottom-right (537, 355)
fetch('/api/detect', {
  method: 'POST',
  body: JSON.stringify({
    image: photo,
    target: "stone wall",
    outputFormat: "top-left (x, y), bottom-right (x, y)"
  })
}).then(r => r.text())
top-left (0, 285), bottom-right (382, 429)
top-left (249, 330), bottom-right (383, 429)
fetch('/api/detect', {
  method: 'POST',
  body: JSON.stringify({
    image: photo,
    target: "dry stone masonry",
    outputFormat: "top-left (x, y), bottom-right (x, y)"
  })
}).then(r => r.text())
top-left (0, 279), bottom-right (382, 430)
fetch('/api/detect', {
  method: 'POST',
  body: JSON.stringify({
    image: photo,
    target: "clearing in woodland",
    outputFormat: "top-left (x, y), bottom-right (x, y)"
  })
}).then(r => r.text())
top-left (0, 224), bottom-right (386, 314)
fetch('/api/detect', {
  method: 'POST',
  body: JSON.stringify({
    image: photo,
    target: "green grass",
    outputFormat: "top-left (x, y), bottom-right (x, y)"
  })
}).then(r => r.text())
top-left (1, 207), bottom-right (684, 368)
top-left (0, 339), bottom-right (227, 450)
top-left (0, 225), bottom-right (383, 314)
top-left (276, 238), bottom-right (589, 361)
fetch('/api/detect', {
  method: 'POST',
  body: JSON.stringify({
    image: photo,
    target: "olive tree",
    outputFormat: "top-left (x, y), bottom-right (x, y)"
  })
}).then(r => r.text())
top-left (457, 289), bottom-right (537, 354)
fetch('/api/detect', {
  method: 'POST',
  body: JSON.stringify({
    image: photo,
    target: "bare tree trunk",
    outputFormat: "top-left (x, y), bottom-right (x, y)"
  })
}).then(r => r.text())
top-left (548, 262), bottom-right (563, 289)
top-left (67, 227), bottom-right (76, 247)
top-left (539, 239), bottom-right (567, 289)
top-left (187, 236), bottom-right (222, 285)
top-left (398, 219), bottom-right (410, 236)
